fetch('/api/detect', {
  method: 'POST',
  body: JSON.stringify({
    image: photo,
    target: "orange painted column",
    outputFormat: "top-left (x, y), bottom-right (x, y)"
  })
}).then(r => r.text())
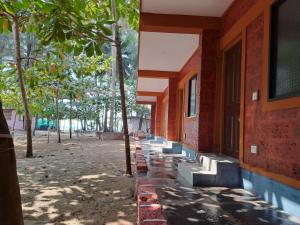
top-left (150, 103), bottom-right (156, 135)
top-left (167, 78), bottom-right (178, 141)
top-left (155, 96), bottom-right (162, 136)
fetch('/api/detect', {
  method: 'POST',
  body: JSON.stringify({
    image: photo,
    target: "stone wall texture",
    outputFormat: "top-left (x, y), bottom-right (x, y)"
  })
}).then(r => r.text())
top-left (222, 0), bottom-right (259, 34)
top-left (180, 49), bottom-right (201, 150)
top-left (242, 14), bottom-right (300, 180)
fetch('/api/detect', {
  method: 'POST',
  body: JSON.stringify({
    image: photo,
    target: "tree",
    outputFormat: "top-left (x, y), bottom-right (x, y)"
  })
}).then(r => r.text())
top-left (0, 100), bottom-right (24, 225)
top-left (111, 0), bottom-right (132, 174)
top-left (110, 0), bottom-right (139, 175)
top-left (0, 2), bottom-right (34, 157)
top-left (1, 0), bottom-right (139, 170)
top-left (29, 0), bottom-right (136, 174)
top-left (109, 28), bottom-right (117, 132)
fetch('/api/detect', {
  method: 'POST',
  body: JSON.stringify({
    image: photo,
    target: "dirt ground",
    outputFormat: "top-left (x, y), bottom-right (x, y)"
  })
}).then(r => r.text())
top-left (14, 131), bottom-right (136, 225)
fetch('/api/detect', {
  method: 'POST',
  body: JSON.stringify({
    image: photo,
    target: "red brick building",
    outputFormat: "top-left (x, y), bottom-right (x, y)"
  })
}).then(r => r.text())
top-left (136, 0), bottom-right (300, 218)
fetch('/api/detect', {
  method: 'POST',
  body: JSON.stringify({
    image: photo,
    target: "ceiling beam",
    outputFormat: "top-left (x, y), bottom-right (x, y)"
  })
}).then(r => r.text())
top-left (138, 70), bottom-right (179, 79)
top-left (137, 91), bottom-right (163, 97)
top-left (136, 101), bottom-right (155, 105)
top-left (140, 13), bottom-right (221, 34)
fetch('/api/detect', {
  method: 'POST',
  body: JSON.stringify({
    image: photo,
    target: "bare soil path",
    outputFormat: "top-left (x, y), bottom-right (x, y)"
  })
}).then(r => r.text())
top-left (14, 131), bottom-right (136, 225)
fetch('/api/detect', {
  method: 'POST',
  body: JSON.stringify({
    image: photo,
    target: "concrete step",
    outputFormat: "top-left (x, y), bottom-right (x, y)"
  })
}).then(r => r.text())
top-left (162, 142), bottom-right (182, 154)
top-left (150, 137), bottom-right (164, 144)
top-left (178, 154), bottom-right (240, 187)
top-left (146, 135), bottom-right (155, 140)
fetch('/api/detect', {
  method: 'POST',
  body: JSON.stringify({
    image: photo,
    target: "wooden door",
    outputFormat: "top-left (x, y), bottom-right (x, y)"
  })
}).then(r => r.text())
top-left (224, 41), bottom-right (242, 159)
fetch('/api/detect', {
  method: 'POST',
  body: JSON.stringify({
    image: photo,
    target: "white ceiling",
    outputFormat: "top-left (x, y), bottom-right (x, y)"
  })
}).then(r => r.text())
top-left (136, 96), bottom-right (157, 102)
top-left (139, 32), bottom-right (199, 72)
top-left (137, 77), bottom-right (169, 92)
top-left (142, 0), bottom-right (234, 17)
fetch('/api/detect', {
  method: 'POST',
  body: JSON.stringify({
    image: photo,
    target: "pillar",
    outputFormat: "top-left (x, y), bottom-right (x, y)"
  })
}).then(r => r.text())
top-left (198, 29), bottom-right (219, 151)
top-left (167, 78), bottom-right (178, 141)
top-left (150, 103), bottom-right (156, 135)
top-left (155, 96), bottom-right (162, 136)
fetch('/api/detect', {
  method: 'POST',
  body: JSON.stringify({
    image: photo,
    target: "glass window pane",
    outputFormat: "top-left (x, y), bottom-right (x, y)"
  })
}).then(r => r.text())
top-left (269, 0), bottom-right (300, 99)
top-left (188, 76), bottom-right (197, 116)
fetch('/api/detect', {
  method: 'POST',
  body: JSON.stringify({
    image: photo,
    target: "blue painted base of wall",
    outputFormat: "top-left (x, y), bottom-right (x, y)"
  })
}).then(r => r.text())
top-left (241, 169), bottom-right (300, 218)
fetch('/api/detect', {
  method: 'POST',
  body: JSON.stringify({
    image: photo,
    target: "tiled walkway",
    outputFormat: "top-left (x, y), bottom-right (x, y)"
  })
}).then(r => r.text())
top-left (138, 139), bottom-right (300, 225)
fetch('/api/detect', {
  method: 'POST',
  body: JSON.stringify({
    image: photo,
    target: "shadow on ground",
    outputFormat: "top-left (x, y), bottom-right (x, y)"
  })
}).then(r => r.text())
top-left (15, 133), bottom-right (136, 225)
top-left (139, 140), bottom-right (300, 225)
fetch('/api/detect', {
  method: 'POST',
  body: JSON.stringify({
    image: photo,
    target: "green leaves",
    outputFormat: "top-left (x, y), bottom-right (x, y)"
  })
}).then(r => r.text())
top-left (99, 24), bottom-right (112, 36)
top-left (0, 0), bottom-right (140, 128)
top-left (73, 44), bottom-right (83, 56)
top-left (37, 1), bottom-right (56, 13)
top-left (113, 0), bottom-right (139, 30)
top-left (85, 42), bottom-right (95, 57)
top-left (74, 0), bottom-right (86, 11)
top-left (0, 2), bottom-right (15, 15)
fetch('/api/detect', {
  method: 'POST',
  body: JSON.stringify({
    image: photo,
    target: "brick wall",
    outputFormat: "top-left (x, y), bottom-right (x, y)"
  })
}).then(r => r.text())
top-left (198, 30), bottom-right (219, 152)
top-left (222, 0), bottom-right (259, 34)
top-left (243, 14), bottom-right (300, 180)
top-left (183, 82), bottom-right (199, 149)
top-left (180, 49), bottom-right (201, 150)
top-left (224, 0), bottom-right (300, 180)
top-left (178, 30), bottom-right (218, 152)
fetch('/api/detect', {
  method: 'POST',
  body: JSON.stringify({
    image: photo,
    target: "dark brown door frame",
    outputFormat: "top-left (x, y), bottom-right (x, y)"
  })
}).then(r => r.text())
top-left (219, 32), bottom-right (246, 162)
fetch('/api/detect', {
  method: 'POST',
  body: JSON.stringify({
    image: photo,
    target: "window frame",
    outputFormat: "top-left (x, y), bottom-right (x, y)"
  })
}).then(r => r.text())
top-left (187, 75), bottom-right (197, 117)
top-left (262, 1), bottom-right (300, 111)
top-left (268, 0), bottom-right (300, 101)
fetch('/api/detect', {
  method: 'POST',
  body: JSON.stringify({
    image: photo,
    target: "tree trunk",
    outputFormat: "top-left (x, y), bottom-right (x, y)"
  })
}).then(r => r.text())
top-left (55, 87), bottom-right (61, 143)
top-left (114, 110), bottom-right (117, 132)
top-left (80, 119), bottom-right (84, 131)
top-left (47, 117), bottom-right (50, 144)
top-left (112, 0), bottom-right (132, 175)
top-left (13, 17), bottom-right (33, 158)
top-left (90, 120), bottom-right (94, 131)
top-left (33, 116), bottom-right (38, 136)
top-left (104, 105), bottom-right (108, 132)
top-left (83, 117), bottom-right (87, 131)
top-left (12, 111), bottom-right (17, 136)
top-left (77, 116), bottom-right (80, 137)
top-left (109, 26), bottom-right (117, 132)
top-left (101, 111), bottom-right (104, 131)
top-left (96, 117), bottom-right (100, 131)
top-left (69, 97), bottom-right (72, 139)
top-left (0, 100), bottom-right (24, 225)
top-left (138, 112), bottom-right (144, 130)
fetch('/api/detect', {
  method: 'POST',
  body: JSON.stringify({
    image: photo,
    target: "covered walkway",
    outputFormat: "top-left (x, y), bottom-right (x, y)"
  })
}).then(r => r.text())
top-left (136, 140), bottom-right (300, 225)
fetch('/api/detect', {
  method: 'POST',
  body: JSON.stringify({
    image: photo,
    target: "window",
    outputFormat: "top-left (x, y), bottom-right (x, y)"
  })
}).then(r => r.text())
top-left (269, 0), bottom-right (300, 100)
top-left (188, 75), bottom-right (197, 117)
